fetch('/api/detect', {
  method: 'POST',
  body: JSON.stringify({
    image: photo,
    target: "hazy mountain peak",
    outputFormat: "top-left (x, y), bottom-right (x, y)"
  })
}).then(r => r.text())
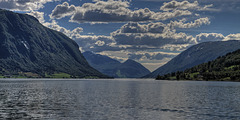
top-left (83, 52), bottom-right (150, 78)
top-left (123, 59), bottom-right (136, 64)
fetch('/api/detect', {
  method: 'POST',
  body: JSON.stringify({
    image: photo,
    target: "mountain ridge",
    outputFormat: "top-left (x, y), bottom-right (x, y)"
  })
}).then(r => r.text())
top-left (0, 9), bottom-right (108, 78)
top-left (145, 40), bottom-right (240, 78)
top-left (156, 48), bottom-right (240, 81)
top-left (83, 51), bottom-right (150, 78)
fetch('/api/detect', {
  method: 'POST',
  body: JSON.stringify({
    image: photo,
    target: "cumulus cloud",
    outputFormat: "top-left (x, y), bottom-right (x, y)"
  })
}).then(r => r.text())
top-left (50, 1), bottom-right (191, 23)
top-left (112, 32), bottom-right (196, 47)
top-left (44, 20), bottom-right (71, 35)
top-left (196, 33), bottom-right (225, 43)
top-left (44, 1), bottom-right (218, 66)
top-left (169, 17), bottom-right (210, 28)
top-left (0, 0), bottom-right (59, 11)
top-left (50, 2), bottom-right (76, 19)
top-left (160, 44), bottom-right (191, 51)
top-left (151, 9), bottom-right (192, 21)
top-left (75, 19), bottom-right (229, 54)
top-left (129, 52), bottom-right (175, 60)
top-left (27, 11), bottom-right (45, 23)
top-left (160, 0), bottom-right (214, 11)
top-left (113, 17), bottom-right (210, 35)
top-left (72, 27), bottom-right (83, 34)
top-left (69, 20), bottom-right (200, 54)
top-left (145, 52), bottom-right (175, 60)
top-left (95, 40), bottom-right (105, 46)
top-left (70, 0), bottom-right (156, 23)
top-left (73, 35), bottom-right (118, 52)
top-left (114, 22), bottom-right (166, 34)
top-left (194, 33), bottom-right (240, 43)
top-left (111, 22), bottom-right (197, 48)
top-left (43, 20), bottom-right (84, 39)
top-left (223, 33), bottom-right (240, 41)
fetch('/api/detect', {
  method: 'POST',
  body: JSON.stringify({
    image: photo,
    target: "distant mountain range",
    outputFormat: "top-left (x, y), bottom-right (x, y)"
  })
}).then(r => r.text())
top-left (145, 40), bottom-right (240, 78)
top-left (0, 9), bottom-right (108, 78)
top-left (157, 48), bottom-right (240, 81)
top-left (83, 51), bottom-right (150, 78)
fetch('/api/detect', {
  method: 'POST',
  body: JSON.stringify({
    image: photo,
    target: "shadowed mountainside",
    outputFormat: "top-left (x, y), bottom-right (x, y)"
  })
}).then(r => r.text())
top-left (0, 9), bottom-right (108, 78)
top-left (145, 40), bottom-right (240, 78)
top-left (157, 48), bottom-right (240, 81)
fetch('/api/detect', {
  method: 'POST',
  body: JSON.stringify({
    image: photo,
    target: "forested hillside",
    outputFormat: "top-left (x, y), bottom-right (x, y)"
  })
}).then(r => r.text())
top-left (156, 49), bottom-right (240, 81)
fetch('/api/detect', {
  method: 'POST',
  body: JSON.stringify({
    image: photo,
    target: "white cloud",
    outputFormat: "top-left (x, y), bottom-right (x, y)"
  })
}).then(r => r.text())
top-left (152, 9), bottom-right (192, 21)
top-left (50, 2), bottom-right (76, 19)
top-left (195, 33), bottom-right (240, 43)
top-left (169, 17), bottom-right (210, 28)
top-left (112, 32), bottom-right (196, 47)
top-left (43, 20), bottom-right (84, 39)
top-left (196, 33), bottom-right (225, 43)
top-left (147, 22), bottom-right (167, 33)
top-left (161, 0), bottom-right (199, 11)
top-left (70, 0), bottom-right (155, 23)
top-left (67, 20), bottom-right (201, 55)
top-left (160, 0), bottom-right (215, 11)
top-left (111, 22), bottom-right (197, 48)
top-left (0, 0), bottom-right (59, 11)
top-left (223, 33), bottom-right (240, 41)
top-left (95, 40), bottom-right (105, 46)
top-left (43, 20), bottom-right (71, 35)
top-left (50, 1), bottom-right (192, 23)
top-left (113, 17), bottom-right (210, 35)
top-left (113, 22), bottom-right (166, 34)
top-left (72, 27), bottom-right (83, 34)
top-left (160, 44), bottom-right (191, 51)
top-left (73, 35), bottom-right (118, 52)
top-left (98, 51), bottom-right (129, 62)
top-left (128, 52), bottom-right (176, 61)
top-left (27, 11), bottom-right (45, 23)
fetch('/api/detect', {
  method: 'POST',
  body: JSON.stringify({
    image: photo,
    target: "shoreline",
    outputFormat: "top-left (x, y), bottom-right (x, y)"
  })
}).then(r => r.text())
top-left (155, 79), bottom-right (240, 82)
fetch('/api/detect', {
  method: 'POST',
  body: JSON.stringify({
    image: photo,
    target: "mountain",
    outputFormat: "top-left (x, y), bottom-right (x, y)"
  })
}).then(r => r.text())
top-left (116, 59), bottom-right (151, 78)
top-left (145, 40), bottom-right (240, 78)
top-left (83, 51), bottom-right (150, 78)
top-left (0, 9), bottom-right (108, 78)
top-left (82, 51), bottom-right (121, 77)
top-left (157, 48), bottom-right (240, 81)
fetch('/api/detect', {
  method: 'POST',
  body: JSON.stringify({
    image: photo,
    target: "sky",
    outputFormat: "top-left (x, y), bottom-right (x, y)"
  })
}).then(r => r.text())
top-left (1, 0), bottom-right (240, 71)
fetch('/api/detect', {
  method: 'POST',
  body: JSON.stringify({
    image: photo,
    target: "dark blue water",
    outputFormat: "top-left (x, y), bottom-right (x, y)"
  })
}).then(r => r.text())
top-left (0, 79), bottom-right (240, 120)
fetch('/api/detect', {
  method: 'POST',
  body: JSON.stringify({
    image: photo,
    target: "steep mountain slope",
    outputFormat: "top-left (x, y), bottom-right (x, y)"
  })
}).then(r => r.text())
top-left (0, 9), bottom-right (108, 78)
top-left (116, 59), bottom-right (151, 78)
top-left (157, 48), bottom-right (240, 81)
top-left (145, 40), bottom-right (240, 78)
top-left (83, 51), bottom-right (121, 77)
top-left (83, 51), bottom-right (150, 78)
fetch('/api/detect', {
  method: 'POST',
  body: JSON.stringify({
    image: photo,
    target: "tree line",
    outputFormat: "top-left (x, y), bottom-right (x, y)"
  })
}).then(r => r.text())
top-left (156, 49), bottom-right (240, 81)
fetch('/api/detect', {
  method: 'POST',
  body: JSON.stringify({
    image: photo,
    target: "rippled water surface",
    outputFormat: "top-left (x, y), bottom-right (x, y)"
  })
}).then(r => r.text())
top-left (0, 79), bottom-right (240, 120)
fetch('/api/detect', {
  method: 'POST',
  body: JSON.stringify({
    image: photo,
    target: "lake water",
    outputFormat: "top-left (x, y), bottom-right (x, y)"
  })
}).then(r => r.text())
top-left (0, 79), bottom-right (240, 120)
